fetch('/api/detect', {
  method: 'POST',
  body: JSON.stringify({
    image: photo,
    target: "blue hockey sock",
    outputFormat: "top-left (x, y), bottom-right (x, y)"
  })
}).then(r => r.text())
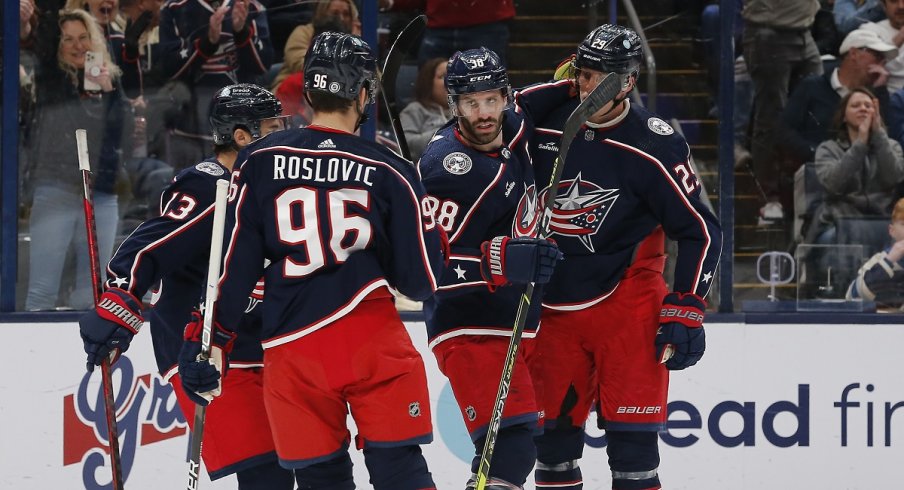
top-left (236, 460), bottom-right (294, 490)
top-left (294, 452), bottom-right (355, 490)
top-left (535, 460), bottom-right (582, 489)
top-left (363, 445), bottom-right (436, 490)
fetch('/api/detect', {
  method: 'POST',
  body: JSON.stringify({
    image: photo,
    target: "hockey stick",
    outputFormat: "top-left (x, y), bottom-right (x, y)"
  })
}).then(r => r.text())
top-left (186, 178), bottom-right (231, 490)
top-left (474, 73), bottom-right (623, 490)
top-left (377, 14), bottom-right (426, 160)
top-left (76, 129), bottom-right (126, 490)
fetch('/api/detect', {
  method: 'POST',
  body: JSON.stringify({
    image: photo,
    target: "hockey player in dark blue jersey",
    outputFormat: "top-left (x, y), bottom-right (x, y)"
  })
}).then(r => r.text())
top-left (416, 48), bottom-right (568, 490)
top-left (78, 83), bottom-right (294, 488)
top-left (527, 25), bottom-right (723, 490)
top-left (178, 32), bottom-right (446, 490)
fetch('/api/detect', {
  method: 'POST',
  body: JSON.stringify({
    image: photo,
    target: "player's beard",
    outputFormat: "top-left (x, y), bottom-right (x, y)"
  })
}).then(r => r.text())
top-left (459, 113), bottom-right (504, 146)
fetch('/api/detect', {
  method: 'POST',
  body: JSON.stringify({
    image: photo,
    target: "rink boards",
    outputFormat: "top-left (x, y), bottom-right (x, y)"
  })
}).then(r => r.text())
top-left (0, 321), bottom-right (901, 489)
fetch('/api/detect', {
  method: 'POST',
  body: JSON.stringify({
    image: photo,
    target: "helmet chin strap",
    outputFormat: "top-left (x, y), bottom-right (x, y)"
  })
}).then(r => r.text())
top-left (353, 93), bottom-right (369, 132)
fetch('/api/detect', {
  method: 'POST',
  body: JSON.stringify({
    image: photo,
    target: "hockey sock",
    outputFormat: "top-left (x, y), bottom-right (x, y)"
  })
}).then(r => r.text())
top-left (363, 445), bottom-right (436, 490)
top-left (236, 460), bottom-right (295, 490)
top-left (294, 452), bottom-right (355, 490)
top-left (606, 431), bottom-right (661, 490)
top-left (471, 423), bottom-right (537, 487)
top-left (535, 424), bottom-right (586, 489)
top-left (535, 460), bottom-right (582, 489)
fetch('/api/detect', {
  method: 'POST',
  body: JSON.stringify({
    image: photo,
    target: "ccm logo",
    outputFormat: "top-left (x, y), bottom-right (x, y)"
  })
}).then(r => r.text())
top-left (469, 75), bottom-right (492, 82)
top-left (617, 406), bottom-right (662, 414)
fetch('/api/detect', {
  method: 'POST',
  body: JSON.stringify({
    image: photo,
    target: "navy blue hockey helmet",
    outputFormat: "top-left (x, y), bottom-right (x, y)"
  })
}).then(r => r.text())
top-left (575, 24), bottom-right (643, 78)
top-left (209, 83), bottom-right (283, 145)
top-left (445, 47), bottom-right (512, 117)
top-left (304, 31), bottom-right (377, 104)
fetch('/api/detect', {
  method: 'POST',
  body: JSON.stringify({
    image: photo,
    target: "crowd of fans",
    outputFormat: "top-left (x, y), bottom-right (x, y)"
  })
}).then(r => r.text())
top-left (13, 0), bottom-right (904, 310)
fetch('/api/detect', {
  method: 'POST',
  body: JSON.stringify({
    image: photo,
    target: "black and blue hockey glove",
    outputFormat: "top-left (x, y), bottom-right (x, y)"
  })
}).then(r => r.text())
top-left (79, 288), bottom-right (144, 372)
top-left (178, 311), bottom-right (236, 406)
top-left (479, 236), bottom-right (563, 291)
top-left (655, 292), bottom-right (706, 370)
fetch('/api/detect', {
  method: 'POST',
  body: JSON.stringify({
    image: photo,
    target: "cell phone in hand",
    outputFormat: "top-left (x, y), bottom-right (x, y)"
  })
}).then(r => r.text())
top-left (83, 50), bottom-right (103, 92)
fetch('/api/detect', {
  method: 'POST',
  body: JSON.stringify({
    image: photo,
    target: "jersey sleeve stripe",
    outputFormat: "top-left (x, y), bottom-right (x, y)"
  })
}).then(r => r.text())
top-left (602, 138), bottom-right (713, 293)
top-left (126, 202), bottom-right (216, 295)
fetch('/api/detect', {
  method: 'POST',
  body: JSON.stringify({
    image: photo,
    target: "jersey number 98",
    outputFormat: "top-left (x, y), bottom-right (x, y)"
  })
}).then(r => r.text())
top-left (422, 196), bottom-right (460, 233)
top-left (276, 187), bottom-right (372, 277)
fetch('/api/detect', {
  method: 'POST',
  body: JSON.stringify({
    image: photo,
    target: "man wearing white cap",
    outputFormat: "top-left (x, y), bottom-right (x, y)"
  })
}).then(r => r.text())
top-left (781, 28), bottom-right (897, 168)
top-left (860, 0), bottom-right (904, 91)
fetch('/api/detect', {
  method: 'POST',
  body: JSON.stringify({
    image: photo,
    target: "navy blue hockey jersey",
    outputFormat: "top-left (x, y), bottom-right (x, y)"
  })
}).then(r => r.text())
top-left (106, 158), bottom-right (263, 379)
top-left (417, 80), bottom-right (574, 347)
top-left (532, 99), bottom-right (723, 309)
top-left (213, 126), bottom-right (445, 347)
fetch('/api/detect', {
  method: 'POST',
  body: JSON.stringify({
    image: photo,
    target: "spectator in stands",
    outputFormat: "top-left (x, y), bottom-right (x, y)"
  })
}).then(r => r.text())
top-left (271, 0), bottom-right (360, 92)
top-left (379, 0), bottom-right (515, 66)
top-left (743, 0), bottom-right (823, 226)
top-left (158, 0), bottom-right (273, 139)
top-left (23, 9), bottom-right (130, 310)
top-left (806, 87), bottom-right (904, 247)
top-left (64, 0), bottom-right (141, 97)
top-left (118, 0), bottom-right (165, 94)
top-left (846, 196), bottom-right (904, 307)
top-left (860, 0), bottom-right (904, 91)
top-left (400, 57), bottom-right (450, 160)
top-left (835, 0), bottom-right (885, 35)
top-left (814, 0), bottom-right (843, 57)
top-left (781, 28), bottom-right (896, 167)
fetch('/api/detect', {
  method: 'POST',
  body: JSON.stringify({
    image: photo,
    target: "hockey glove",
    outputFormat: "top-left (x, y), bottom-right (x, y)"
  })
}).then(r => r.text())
top-left (178, 311), bottom-right (236, 406)
top-left (655, 292), bottom-right (706, 370)
top-left (479, 236), bottom-right (563, 291)
top-left (79, 288), bottom-right (144, 372)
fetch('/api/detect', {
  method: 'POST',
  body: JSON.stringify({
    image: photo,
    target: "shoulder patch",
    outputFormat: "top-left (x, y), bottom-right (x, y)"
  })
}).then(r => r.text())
top-left (195, 161), bottom-right (225, 176)
top-left (442, 152), bottom-right (473, 175)
top-left (647, 117), bottom-right (674, 136)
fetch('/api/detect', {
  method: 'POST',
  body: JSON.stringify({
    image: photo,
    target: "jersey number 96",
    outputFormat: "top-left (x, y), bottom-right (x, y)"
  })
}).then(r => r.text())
top-left (276, 187), bottom-right (372, 277)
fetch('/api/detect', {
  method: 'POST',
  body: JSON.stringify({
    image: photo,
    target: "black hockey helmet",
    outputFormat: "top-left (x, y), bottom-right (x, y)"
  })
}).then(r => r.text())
top-left (209, 83), bottom-right (283, 145)
top-left (304, 31), bottom-right (377, 104)
top-left (575, 24), bottom-right (643, 78)
top-left (445, 47), bottom-right (510, 96)
top-left (445, 47), bottom-right (512, 117)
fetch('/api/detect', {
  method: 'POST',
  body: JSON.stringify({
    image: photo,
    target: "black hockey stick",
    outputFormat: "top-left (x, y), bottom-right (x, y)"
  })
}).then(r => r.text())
top-left (474, 73), bottom-right (623, 490)
top-left (378, 14), bottom-right (426, 160)
top-left (186, 179), bottom-right (230, 490)
top-left (76, 129), bottom-right (126, 490)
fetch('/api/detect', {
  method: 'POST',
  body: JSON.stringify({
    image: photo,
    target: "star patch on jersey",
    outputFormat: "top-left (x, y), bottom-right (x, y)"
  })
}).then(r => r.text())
top-left (196, 161), bottom-right (225, 176)
top-left (647, 117), bottom-right (674, 136)
top-left (443, 152), bottom-right (473, 175)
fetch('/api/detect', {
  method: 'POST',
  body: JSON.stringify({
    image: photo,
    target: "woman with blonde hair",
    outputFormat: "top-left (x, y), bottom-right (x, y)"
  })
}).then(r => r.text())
top-left (271, 0), bottom-right (360, 91)
top-left (23, 8), bottom-right (130, 310)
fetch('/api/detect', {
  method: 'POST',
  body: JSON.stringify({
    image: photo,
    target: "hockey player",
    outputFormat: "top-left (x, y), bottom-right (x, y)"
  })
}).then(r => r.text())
top-left (528, 25), bottom-right (723, 490)
top-left (178, 32), bottom-right (446, 490)
top-left (416, 48), bottom-right (569, 490)
top-left (78, 83), bottom-right (294, 488)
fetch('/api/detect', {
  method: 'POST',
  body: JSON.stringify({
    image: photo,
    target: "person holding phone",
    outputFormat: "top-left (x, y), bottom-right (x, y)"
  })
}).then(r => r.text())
top-left (22, 8), bottom-right (129, 310)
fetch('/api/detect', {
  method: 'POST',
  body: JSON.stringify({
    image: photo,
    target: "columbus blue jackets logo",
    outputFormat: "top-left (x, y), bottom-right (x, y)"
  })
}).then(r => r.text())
top-left (541, 173), bottom-right (618, 252)
top-left (513, 183), bottom-right (539, 237)
top-left (195, 161), bottom-right (225, 176)
top-left (647, 117), bottom-right (674, 135)
top-left (443, 152), bottom-right (473, 175)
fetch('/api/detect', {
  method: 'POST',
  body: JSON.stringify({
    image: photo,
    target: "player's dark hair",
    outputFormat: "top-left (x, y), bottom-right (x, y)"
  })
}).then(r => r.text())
top-left (307, 90), bottom-right (354, 113)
